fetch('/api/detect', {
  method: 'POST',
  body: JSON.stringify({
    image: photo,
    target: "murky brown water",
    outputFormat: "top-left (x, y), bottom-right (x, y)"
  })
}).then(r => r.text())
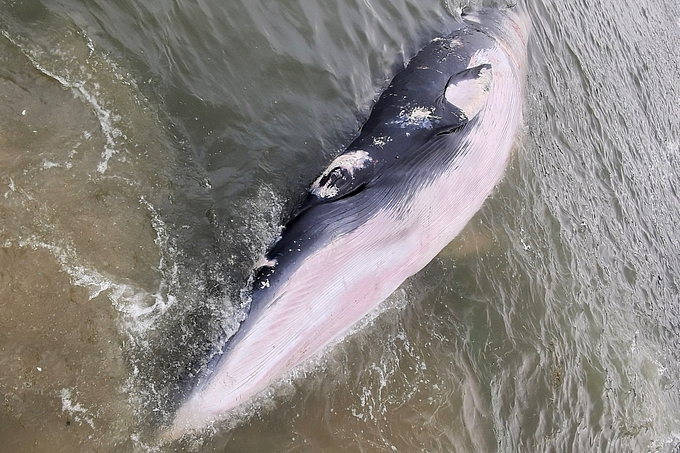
top-left (0, 13), bottom-right (175, 451)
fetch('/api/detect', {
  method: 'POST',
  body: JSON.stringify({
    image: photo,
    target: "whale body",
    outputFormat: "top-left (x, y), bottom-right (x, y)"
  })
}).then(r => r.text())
top-left (169, 7), bottom-right (529, 437)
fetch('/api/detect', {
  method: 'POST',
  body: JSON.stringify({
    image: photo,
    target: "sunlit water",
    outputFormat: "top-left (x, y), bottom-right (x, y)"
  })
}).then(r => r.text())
top-left (1, 0), bottom-right (679, 451)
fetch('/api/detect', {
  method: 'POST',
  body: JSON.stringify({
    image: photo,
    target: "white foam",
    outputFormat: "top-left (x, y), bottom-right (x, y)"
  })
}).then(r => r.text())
top-left (1, 31), bottom-right (124, 175)
top-left (60, 388), bottom-right (95, 429)
top-left (8, 196), bottom-right (180, 343)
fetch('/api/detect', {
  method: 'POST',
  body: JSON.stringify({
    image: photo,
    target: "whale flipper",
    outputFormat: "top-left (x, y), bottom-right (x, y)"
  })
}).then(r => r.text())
top-left (440, 63), bottom-right (493, 131)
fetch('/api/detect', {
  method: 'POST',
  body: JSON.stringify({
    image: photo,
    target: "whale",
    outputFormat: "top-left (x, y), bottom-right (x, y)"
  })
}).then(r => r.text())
top-left (168, 7), bottom-right (530, 437)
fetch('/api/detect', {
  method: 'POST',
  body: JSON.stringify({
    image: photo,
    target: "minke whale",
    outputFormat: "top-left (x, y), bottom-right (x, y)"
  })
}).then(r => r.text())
top-left (169, 7), bottom-right (529, 437)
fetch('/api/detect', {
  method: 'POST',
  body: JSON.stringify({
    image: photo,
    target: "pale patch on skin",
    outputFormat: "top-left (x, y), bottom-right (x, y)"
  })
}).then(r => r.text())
top-left (394, 106), bottom-right (435, 129)
top-left (372, 135), bottom-right (392, 148)
top-left (254, 257), bottom-right (278, 289)
top-left (462, 13), bottom-right (482, 25)
top-left (432, 37), bottom-right (464, 48)
top-left (449, 37), bottom-right (464, 48)
top-left (311, 150), bottom-right (373, 198)
top-left (444, 65), bottom-right (493, 120)
top-left (254, 256), bottom-right (277, 269)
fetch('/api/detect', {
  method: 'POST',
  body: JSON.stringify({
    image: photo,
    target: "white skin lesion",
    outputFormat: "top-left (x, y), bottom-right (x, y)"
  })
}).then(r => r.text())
top-left (254, 256), bottom-right (277, 269)
top-left (393, 106), bottom-right (436, 129)
top-left (312, 150), bottom-right (373, 198)
top-left (432, 37), bottom-right (464, 48)
top-left (372, 135), bottom-right (392, 148)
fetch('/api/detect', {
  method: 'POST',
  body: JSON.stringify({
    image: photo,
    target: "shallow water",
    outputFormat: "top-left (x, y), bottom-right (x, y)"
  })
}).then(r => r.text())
top-left (1, 0), bottom-right (680, 451)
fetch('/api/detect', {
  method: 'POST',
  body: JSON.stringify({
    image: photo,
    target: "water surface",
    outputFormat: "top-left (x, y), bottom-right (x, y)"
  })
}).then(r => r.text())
top-left (1, 0), bottom-right (680, 451)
